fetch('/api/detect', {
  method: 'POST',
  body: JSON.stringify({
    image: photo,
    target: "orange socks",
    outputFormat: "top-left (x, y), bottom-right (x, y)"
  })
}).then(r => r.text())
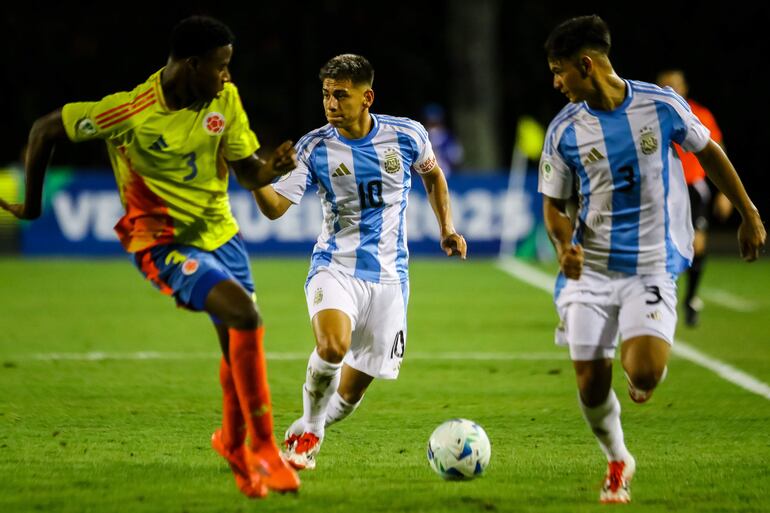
top-left (218, 358), bottom-right (246, 449)
top-left (228, 327), bottom-right (275, 448)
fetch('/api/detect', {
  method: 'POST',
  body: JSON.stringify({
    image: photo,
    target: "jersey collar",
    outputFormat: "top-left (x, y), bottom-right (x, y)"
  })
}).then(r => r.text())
top-left (153, 68), bottom-right (171, 112)
top-left (582, 79), bottom-right (633, 116)
top-left (333, 113), bottom-right (379, 146)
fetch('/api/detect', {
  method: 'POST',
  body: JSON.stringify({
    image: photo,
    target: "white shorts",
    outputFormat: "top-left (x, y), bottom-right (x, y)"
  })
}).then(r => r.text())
top-left (554, 267), bottom-right (678, 361)
top-left (305, 268), bottom-right (409, 379)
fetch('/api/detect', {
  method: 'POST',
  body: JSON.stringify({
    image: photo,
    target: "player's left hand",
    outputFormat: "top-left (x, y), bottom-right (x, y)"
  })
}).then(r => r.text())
top-left (441, 232), bottom-right (467, 260)
top-left (738, 211), bottom-right (766, 262)
top-left (268, 140), bottom-right (297, 175)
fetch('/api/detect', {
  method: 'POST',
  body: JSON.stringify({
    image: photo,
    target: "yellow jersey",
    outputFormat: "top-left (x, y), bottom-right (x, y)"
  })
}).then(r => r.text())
top-left (62, 69), bottom-right (259, 252)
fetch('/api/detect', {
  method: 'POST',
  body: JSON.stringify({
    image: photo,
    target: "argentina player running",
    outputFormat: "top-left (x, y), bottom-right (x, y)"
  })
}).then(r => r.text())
top-left (539, 16), bottom-right (765, 504)
top-left (253, 54), bottom-right (467, 470)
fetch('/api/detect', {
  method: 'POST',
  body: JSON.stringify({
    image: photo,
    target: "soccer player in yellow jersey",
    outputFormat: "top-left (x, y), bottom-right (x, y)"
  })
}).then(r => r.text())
top-left (0, 16), bottom-right (299, 499)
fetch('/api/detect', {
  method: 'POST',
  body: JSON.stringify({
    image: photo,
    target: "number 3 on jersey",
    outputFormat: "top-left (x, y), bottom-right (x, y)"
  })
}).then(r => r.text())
top-left (616, 165), bottom-right (637, 192)
top-left (183, 151), bottom-right (198, 181)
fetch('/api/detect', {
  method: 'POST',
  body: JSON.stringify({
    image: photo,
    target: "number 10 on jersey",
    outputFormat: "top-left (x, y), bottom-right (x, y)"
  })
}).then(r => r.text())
top-left (358, 180), bottom-right (384, 209)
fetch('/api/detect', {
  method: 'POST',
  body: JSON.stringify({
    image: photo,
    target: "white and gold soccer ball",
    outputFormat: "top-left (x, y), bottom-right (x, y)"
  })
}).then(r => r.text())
top-left (427, 418), bottom-right (491, 480)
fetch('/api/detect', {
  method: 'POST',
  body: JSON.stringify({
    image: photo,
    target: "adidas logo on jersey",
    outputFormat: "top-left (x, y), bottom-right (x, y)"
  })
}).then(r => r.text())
top-left (332, 162), bottom-right (351, 178)
top-left (583, 147), bottom-right (605, 165)
top-left (149, 136), bottom-right (168, 151)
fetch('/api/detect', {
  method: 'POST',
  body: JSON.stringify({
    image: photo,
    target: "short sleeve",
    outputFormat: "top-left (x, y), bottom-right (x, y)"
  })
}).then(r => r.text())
top-left (411, 122), bottom-right (438, 174)
top-left (538, 123), bottom-right (574, 199)
top-left (221, 84), bottom-right (260, 161)
top-left (271, 142), bottom-right (314, 204)
top-left (62, 90), bottom-right (147, 143)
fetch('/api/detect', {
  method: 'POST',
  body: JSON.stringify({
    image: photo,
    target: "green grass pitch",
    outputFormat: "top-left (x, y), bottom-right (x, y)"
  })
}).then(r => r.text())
top-left (1, 257), bottom-right (768, 512)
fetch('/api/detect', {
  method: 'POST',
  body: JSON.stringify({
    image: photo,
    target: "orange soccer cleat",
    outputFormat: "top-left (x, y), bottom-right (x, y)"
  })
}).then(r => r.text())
top-left (245, 440), bottom-right (301, 493)
top-left (211, 429), bottom-right (268, 499)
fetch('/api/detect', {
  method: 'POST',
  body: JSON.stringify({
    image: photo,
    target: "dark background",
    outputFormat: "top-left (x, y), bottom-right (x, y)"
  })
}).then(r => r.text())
top-left (3, 1), bottom-right (768, 218)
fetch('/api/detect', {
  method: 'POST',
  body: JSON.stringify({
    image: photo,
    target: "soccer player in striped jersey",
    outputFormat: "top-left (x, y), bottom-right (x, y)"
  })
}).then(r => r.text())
top-left (0, 16), bottom-right (300, 498)
top-left (539, 15), bottom-right (765, 504)
top-left (253, 54), bottom-right (467, 470)
top-left (656, 69), bottom-right (732, 326)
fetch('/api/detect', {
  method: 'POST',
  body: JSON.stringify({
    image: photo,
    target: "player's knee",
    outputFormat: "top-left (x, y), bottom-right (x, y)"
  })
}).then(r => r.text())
top-left (626, 366), bottom-right (663, 392)
top-left (221, 303), bottom-right (261, 330)
top-left (315, 334), bottom-right (349, 363)
top-left (578, 386), bottom-right (610, 408)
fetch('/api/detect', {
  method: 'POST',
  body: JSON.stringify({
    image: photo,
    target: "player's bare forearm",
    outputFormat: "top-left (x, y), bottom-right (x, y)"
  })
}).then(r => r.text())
top-left (544, 196), bottom-right (583, 278)
top-left (252, 186), bottom-right (292, 220)
top-left (696, 140), bottom-right (766, 261)
top-left (543, 196), bottom-right (573, 255)
top-left (0, 110), bottom-right (67, 220)
top-left (696, 140), bottom-right (757, 219)
top-left (421, 166), bottom-right (455, 237)
top-left (421, 166), bottom-right (466, 259)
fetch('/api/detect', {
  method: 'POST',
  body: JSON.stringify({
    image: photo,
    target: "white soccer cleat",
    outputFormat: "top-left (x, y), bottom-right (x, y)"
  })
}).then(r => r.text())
top-left (626, 366), bottom-right (668, 403)
top-left (283, 432), bottom-right (322, 471)
top-left (599, 455), bottom-right (636, 504)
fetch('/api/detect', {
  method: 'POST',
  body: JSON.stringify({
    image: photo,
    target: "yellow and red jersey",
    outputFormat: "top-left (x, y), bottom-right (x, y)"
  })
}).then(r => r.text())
top-left (62, 69), bottom-right (259, 252)
top-left (674, 99), bottom-right (723, 185)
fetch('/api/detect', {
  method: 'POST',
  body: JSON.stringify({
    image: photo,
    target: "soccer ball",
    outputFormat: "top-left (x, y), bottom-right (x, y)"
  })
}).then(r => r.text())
top-left (427, 418), bottom-right (491, 480)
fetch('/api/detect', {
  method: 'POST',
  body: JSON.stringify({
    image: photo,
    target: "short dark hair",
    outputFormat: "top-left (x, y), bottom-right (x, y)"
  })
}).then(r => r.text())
top-left (170, 16), bottom-right (235, 58)
top-left (545, 15), bottom-right (611, 60)
top-left (319, 54), bottom-right (374, 86)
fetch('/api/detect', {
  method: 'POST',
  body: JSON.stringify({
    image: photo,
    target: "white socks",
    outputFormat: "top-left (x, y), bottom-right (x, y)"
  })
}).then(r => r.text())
top-left (302, 349), bottom-right (341, 436)
top-left (579, 389), bottom-right (631, 462)
top-left (325, 391), bottom-right (361, 427)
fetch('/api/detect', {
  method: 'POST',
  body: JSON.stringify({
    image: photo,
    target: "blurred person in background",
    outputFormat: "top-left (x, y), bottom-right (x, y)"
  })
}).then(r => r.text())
top-left (422, 102), bottom-right (463, 177)
top-left (657, 69), bottom-right (733, 326)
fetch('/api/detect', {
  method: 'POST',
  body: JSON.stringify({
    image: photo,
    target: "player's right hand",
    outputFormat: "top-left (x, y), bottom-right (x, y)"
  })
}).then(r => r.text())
top-left (0, 198), bottom-right (28, 219)
top-left (559, 243), bottom-right (584, 279)
top-left (269, 140), bottom-right (297, 175)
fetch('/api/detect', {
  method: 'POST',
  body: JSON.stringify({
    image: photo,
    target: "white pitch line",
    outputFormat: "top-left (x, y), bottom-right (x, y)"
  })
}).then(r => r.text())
top-left (701, 287), bottom-right (759, 312)
top-left (18, 351), bottom-right (567, 362)
top-left (670, 342), bottom-right (770, 400)
top-left (496, 257), bottom-right (770, 401)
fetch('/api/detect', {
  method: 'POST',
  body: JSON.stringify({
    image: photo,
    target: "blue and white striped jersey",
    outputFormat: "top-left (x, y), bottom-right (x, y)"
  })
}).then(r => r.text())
top-left (538, 79), bottom-right (711, 275)
top-left (272, 114), bottom-right (437, 284)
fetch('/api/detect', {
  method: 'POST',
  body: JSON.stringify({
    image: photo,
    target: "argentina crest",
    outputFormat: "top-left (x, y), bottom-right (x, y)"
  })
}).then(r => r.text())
top-left (383, 148), bottom-right (401, 174)
top-left (639, 126), bottom-right (658, 155)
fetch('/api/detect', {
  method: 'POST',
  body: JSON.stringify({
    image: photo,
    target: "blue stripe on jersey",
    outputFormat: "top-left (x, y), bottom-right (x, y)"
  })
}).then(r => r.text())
top-left (630, 81), bottom-right (690, 111)
top-left (655, 102), bottom-right (690, 274)
top-left (395, 132), bottom-right (415, 282)
top-left (353, 141), bottom-right (385, 282)
top-left (557, 124), bottom-right (590, 245)
top-left (654, 101), bottom-right (688, 145)
top-left (545, 103), bottom-right (582, 154)
top-left (296, 127), bottom-right (333, 158)
top-left (598, 112), bottom-right (641, 273)
top-left (377, 115), bottom-right (428, 143)
top-left (400, 279), bottom-right (410, 329)
top-left (553, 272), bottom-right (567, 302)
top-left (309, 142), bottom-right (339, 275)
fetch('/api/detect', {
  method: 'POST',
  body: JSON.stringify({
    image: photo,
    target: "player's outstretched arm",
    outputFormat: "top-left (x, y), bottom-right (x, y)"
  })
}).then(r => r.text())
top-left (252, 186), bottom-right (292, 220)
top-left (420, 165), bottom-right (466, 259)
top-left (0, 109), bottom-right (67, 220)
top-left (543, 196), bottom-right (583, 279)
top-left (230, 140), bottom-right (297, 191)
top-left (696, 140), bottom-right (766, 261)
